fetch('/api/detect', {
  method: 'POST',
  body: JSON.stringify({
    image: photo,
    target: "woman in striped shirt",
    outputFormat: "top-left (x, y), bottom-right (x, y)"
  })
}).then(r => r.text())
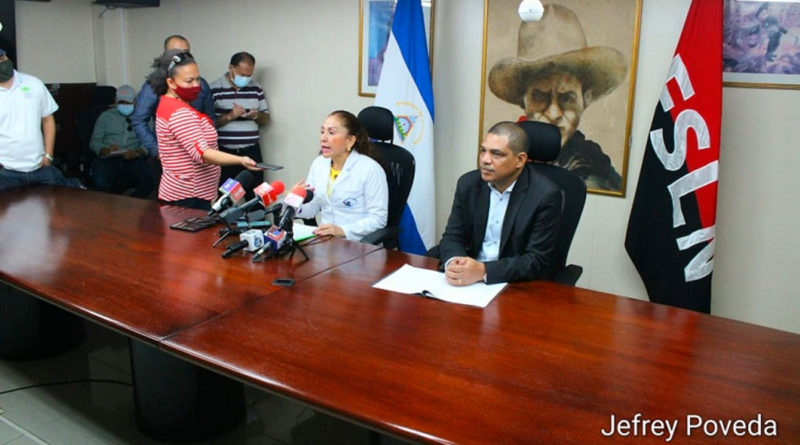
top-left (148, 50), bottom-right (261, 210)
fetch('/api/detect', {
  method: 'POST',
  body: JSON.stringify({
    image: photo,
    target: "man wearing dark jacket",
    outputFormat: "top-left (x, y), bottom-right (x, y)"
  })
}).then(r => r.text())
top-left (439, 122), bottom-right (562, 286)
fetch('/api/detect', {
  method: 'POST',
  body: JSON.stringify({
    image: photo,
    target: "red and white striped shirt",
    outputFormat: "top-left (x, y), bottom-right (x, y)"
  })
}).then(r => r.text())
top-left (155, 95), bottom-right (221, 202)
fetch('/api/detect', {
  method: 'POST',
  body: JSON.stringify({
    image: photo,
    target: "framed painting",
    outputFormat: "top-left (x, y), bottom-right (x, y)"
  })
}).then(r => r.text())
top-left (723, 0), bottom-right (800, 89)
top-left (480, 0), bottom-right (642, 196)
top-left (358, 0), bottom-right (434, 97)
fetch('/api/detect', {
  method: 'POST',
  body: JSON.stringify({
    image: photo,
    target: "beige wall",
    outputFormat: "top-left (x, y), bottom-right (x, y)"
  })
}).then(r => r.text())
top-left (13, 0), bottom-right (800, 334)
top-left (121, 0), bottom-right (375, 188)
top-left (91, 5), bottom-right (128, 86)
top-left (14, 0), bottom-right (96, 83)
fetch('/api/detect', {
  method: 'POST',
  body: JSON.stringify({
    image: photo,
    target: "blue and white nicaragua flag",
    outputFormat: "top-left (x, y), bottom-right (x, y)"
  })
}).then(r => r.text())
top-left (375, 0), bottom-right (435, 255)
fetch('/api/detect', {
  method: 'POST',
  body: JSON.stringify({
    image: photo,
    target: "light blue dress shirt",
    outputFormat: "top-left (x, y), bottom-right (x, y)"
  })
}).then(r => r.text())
top-left (476, 181), bottom-right (516, 262)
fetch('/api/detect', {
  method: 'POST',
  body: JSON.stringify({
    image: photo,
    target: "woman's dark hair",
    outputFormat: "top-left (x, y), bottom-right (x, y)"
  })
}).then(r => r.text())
top-left (329, 110), bottom-right (381, 162)
top-left (146, 49), bottom-right (196, 96)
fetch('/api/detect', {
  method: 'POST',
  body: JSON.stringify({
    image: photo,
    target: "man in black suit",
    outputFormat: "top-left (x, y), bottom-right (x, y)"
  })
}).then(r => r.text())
top-left (439, 122), bottom-right (562, 286)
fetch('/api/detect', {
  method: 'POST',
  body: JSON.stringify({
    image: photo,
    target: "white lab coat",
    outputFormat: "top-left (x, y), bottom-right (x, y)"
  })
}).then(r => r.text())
top-left (297, 150), bottom-right (388, 241)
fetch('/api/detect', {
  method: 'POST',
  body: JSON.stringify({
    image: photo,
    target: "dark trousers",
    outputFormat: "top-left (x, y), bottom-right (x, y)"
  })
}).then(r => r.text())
top-left (91, 157), bottom-right (158, 199)
top-left (219, 144), bottom-right (262, 200)
top-left (0, 165), bottom-right (82, 191)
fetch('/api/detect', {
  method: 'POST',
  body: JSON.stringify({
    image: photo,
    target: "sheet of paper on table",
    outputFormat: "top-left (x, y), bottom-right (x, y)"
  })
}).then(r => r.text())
top-left (373, 264), bottom-right (507, 308)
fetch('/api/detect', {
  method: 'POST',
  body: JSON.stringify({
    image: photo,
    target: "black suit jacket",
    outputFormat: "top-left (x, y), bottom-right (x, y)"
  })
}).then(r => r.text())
top-left (439, 164), bottom-right (562, 284)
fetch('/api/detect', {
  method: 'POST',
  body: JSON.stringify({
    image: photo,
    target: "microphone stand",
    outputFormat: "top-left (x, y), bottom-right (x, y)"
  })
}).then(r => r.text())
top-left (281, 227), bottom-right (309, 262)
top-left (251, 227), bottom-right (309, 263)
top-left (212, 217), bottom-right (238, 247)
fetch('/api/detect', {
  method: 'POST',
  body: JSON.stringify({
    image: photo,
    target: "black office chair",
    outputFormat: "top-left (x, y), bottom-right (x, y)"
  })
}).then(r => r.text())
top-left (74, 86), bottom-right (118, 187)
top-left (357, 106), bottom-right (415, 250)
top-left (518, 121), bottom-right (586, 286)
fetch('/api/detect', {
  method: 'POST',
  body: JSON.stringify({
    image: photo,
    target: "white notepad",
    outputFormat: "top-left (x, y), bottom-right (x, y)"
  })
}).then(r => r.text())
top-left (291, 222), bottom-right (316, 242)
top-left (373, 264), bottom-right (506, 308)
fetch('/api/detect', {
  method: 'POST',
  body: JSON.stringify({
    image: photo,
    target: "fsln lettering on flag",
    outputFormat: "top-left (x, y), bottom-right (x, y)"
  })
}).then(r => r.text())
top-left (625, 0), bottom-right (722, 313)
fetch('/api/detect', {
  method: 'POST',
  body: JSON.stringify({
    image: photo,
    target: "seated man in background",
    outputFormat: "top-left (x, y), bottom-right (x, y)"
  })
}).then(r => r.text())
top-left (210, 51), bottom-right (270, 197)
top-left (439, 122), bottom-right (562, 286)
top-left (0, 47), bottom-right (79, 191)
top-left (89, 85), bottom-right (156, 198)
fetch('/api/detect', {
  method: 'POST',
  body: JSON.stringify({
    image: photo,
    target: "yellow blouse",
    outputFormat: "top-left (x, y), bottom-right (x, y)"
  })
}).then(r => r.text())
top-left (328, 166), bottom-right (341, 197)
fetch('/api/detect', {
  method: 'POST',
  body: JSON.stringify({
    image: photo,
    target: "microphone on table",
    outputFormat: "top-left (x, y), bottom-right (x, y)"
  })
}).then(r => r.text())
top-left (252, 184), bottom-right (308, 261)
top-left (222, 229), bottom-right (267, 258)
top-left (278, 186), bottom-right (316, 230)
top-left (235, 209), bottom-right (271, 230)
top-left (276, 185), bottom-right (307, 230)
top-left (219, 180), bottom-right (285, 224)
top-left (209, 170), bottom-right (254, 215)
top-left (263, 186), bottom-right (314, 225)
top-left (234, 189), bottom-right (304, 230)
top-left (251, 225), bottom-right (287, 262)
top-left (253, 180), bottom-right (286, 208)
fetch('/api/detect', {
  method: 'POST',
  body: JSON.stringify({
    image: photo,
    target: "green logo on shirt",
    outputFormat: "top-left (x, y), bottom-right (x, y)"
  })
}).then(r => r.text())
top-left (21, 86), bottom-right (31, 93)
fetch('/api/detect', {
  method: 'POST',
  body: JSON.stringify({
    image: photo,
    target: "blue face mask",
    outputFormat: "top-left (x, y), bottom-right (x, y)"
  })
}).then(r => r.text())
top-left (232, 75), bottom-right (250, 88)
top-left (117, 104), bottom-right (134, 116)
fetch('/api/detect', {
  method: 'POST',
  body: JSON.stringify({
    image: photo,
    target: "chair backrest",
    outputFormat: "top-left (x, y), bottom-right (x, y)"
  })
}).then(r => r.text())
top-left (518, 121), bottom-right (586, 275)
top-left (357, 106), bottom-right (415, 233)
top-left (92, 86), bottom-right (117, 108)
top-left (74, 106), bottom-right (107, 155)
top-left (358, 105), bottom-right (395, 144)
top-left (74, 86), bottom-right (118, 154)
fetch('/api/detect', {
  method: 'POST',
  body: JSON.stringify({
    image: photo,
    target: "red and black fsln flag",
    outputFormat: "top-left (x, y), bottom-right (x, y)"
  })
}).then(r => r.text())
top-left (625, 0), bottom-right (722, 313)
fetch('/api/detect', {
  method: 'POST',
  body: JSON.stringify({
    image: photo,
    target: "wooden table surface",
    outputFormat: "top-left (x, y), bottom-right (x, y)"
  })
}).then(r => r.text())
top-left (163, 249), bottom-right (800, 444)
top-left (0, 187), bottom-right (380, 343)
top-left (2, 188), bottom-right (799, 444)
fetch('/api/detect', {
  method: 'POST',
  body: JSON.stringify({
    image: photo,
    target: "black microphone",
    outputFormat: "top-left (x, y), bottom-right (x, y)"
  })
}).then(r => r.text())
top-left (277, 185), bottom-right (307, 231)
top-left (209, 170), bottom-right (254, 215)
top-left (222, 229), bottom-right (267, 258)
top-left (303, 188), bottom-right (315, 204)
top-left (246, 209), bottom-right (267, 222)
top-left (277, 187), bottom-right (315, 229)
top-left (222, 240), bottom-right (249, 258)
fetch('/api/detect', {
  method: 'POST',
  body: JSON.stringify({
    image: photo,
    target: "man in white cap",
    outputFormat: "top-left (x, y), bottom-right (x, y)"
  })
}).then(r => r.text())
top-left (1, 47), bottom-right (79, 190)
top-left (89, 84), bottom-right (157, 198)
top-left (488, 4), bottom-right (627, 191)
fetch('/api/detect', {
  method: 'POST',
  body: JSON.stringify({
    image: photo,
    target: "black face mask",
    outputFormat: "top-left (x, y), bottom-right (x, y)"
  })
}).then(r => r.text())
top-left (0, 59), bottom-right (13, 82)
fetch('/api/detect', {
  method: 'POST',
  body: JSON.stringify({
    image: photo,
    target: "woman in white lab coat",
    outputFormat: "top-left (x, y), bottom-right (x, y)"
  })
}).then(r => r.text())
top-left (296, 110), bottom-right (388, 241)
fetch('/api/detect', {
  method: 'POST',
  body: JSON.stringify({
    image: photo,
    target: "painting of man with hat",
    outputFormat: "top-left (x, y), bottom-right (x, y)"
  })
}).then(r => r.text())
top-left (482, 0), bottom-right (641, 194)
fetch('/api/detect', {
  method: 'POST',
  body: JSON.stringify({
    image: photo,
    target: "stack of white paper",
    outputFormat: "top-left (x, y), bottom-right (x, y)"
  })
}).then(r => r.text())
top-left (373, 264), bottom-right (506, 308)
top-left (291, 222), bottom-right (316, 242)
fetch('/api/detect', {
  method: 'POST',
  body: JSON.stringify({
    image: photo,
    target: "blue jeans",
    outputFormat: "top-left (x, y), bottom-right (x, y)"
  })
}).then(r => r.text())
top-left (0, 165), bottom-right (83, 191)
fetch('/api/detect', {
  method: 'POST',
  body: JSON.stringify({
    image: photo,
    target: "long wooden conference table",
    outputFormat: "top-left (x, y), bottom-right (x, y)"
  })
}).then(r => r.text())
top-left (1, 187), bottom-right (799, 444)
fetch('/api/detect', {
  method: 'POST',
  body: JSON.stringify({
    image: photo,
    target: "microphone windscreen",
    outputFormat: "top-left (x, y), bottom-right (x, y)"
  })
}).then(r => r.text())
top-left (303, 188), bottom-right (314, 204)
top-left (255, 180), bottom-right (286, 206)
top-left (289, 184), bottom-right (306, 198)
top-left (270, 180), bottom-right (285, 197)
top-left (283, 184), bottom-right (307, 208)
top-left (234, 170), bottom-right (255, 190)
